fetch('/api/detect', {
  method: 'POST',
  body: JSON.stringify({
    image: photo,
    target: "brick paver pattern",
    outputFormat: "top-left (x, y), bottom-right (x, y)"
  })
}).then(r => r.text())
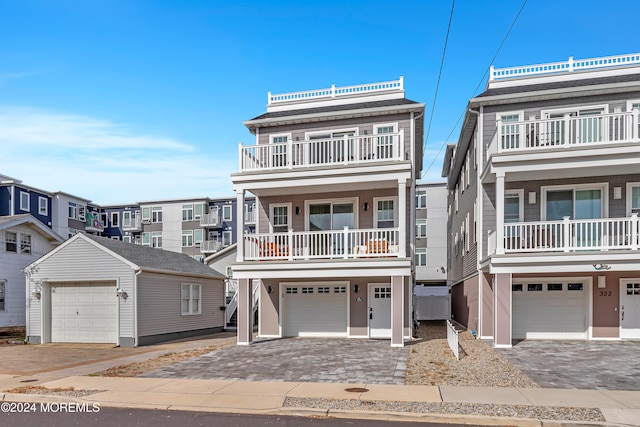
top-left (142, 338), bottom-right (409, 384)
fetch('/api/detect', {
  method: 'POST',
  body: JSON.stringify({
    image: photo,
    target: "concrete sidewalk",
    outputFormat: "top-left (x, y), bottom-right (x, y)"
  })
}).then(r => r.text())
top-left (1, 374), bottom-right (639, 426)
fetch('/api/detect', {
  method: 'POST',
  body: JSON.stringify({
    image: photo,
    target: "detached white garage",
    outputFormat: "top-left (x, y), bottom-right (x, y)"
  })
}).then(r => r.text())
top-left (512, 279), bottom-right (589, 340)
top-left (281, 283), bottom-right (348, 337)
top-left (26, 233), bottom-right (226, 346)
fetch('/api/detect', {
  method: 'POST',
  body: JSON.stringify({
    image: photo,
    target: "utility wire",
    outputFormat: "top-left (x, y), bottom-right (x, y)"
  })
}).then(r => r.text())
top-left (421, 0), bottom-right (528, 179)
top-left (422, 0), bottom-right (455, 176)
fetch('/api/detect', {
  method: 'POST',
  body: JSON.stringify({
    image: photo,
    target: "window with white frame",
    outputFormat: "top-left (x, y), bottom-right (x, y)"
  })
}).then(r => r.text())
top-left (541, 106), bottom-right (607, 145)
top-left (5, 231), bottom-right (17, 253)
top-left (20, 234), bottom-right (31, 254)
top-left (193, 255), bottom-right (204, 262)
top-left (78, 205), bottom-right (86, 222)
top-left (151, 231), bottom-right (162, 248)
top-left (152, 207), bottom-right (162, 223)
top-left (271, 134), bottom-right (289, 166)
top-left (306, 129), bottom-right (355, 164)
top-left (465, 150), bottom-right (470, 188)
top-left (111, 212), bottom-right (119, 228)
top-left (465, 213), bottom-right (470, 252)
top-left (222, 230), bottom-right (232, 246)
top-left (222, 205), bottom-right (232, 221)
top-left (374, 123), bottom-right (397, 159)
top-left (142, 206), bottom-right (151, 221)
top-left (225, 266), bottom-right (233, 278)
top-left (543, 185), bottom-right (605, 220)
top-left (628, 101), bottom-right (640, 137)
top-left (142, 232), bottom-right (150, 246)
top-left (0, 280), bottom-right (4, 310)
top-left (122, 211), bottom-right (131, 227)
top-left (111, 236), bottom-right (120, 240)
top-left (20, 192), bottom-right (29, 211)
top-left (270, 204), bottom-right (290, 233)
top-left (122, 235), bottom-right (132, 244)
top-left (375, 198), bottom-right (396, 228)
top-left (473, 201), bottom-right (477, 243)
top-left (461, 222), bottom-right (466, 255)
top-left (38, 197), bottom-right (48, 216)
top-left (416, 190), bottom-right (427, 209)
top-left (182, 230), bottom-right (193, 247)
top-left (194, 229), bottom-right (203, 246)
top-left (498, 112), bottom-right (523, 149)
top-left (454, 184), bottom-right (459, 212)
top-left (194, 203), bottom-right (203, 220)
top-left (415, 219), bottom-right (427, 238)
top-left (68, 228), bottom-right (77, 238)
top-left (415, 248), bottom-right (427, 266)
top-left (181, 284), bottom-right (201, 315)
top-left (68, 202), bottom-right (77, 219)
top-left (628, 183), bottom-right (640, 215)
top-left (504, 190), bottom-right (524, 223)
top-left (182, 204), bottom-right (194, 221)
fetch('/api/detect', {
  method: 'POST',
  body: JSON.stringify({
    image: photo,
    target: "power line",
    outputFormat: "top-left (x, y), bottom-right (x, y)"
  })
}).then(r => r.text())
top-left (421, 0), bottom-right (528, 179)
top-left (422, 0), bottom-right (455, 173)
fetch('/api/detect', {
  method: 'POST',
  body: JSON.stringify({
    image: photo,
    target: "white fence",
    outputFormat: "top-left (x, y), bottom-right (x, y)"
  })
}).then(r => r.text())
top-left (446, 320), bottom-right (460, 360)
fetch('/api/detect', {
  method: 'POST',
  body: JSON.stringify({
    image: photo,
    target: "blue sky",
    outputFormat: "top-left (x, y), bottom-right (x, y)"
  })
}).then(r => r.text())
top-left (1, 0), bottom-right (639, 205)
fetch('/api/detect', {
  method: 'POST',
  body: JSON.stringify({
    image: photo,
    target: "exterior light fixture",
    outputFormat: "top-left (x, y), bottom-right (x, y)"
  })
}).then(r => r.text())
top-left (593, 264), bottom-right (611, 271)
top-left (116, 288), bottom-right (128, 299)
top-left (267, 285), bottom-right (273, 294)
top-left (354, 285), bottom-right (359, 293)
top-left (363, 203), bottom-right (368, 211)
top-left (295, 207), bottom-right (300, 215)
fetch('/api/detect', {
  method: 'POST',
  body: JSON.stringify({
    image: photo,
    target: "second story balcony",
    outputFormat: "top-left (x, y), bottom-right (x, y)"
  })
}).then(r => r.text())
top-left (487, 111), bottom-right (639, 161)
top-left (122, 216), bottom-right (142, 232)
top-left (239, 131), bottom-right (405, 173)
top-left (488, 215), bottom-right (640, 255)
top-left (200, 240), bottom-right (224, 253)
top-left (200, 211), bottom-right (220, 227)
top-left (242, 227), bottom-right (402, 261)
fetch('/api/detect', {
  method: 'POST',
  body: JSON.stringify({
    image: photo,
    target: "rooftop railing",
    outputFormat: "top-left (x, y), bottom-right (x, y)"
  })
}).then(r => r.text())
top-left (490, 53), bottom-right (640, 81)
top-left (268, 77), bottom-right (404, 105)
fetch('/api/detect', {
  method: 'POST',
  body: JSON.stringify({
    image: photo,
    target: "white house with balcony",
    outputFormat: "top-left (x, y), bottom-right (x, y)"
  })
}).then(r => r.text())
top-left (231, 77), bottom-right (425, 346)
top-left (443, 53), bottom-right (640, 348)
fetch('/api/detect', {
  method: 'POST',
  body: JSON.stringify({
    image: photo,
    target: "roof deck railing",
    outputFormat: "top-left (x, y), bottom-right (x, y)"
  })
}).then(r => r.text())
top-left (490, 53), bottom-right (640, 81)
top-left (267, 77), bottom-right (404, 105)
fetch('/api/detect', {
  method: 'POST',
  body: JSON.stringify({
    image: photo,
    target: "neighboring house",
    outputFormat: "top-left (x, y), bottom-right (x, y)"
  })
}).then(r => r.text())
top-left (25, 233), bottom-right (226, 346)
top-left (0, 215), bottom-right (64, 327)
top-left (414, 182), bottom-right (449, 321)
top-left (1, 174), bottom-right (54, 229)
top-left (231, 77), bottom-right (425, 347)
top-left (443, 53), bottom-right (640, 348)
top-left (51, 191), bottom-right (102, 238)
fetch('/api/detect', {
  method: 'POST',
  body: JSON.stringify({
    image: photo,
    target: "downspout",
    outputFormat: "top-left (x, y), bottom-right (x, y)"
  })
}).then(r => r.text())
top-left (24, 269), bottom-right (30, 343)
top-left (133, 268), bottom-right (141, 347)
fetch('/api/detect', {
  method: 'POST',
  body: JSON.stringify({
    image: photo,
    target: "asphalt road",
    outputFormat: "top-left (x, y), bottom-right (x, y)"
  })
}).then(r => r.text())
top-left (1, 404), bottom-right (480, 426)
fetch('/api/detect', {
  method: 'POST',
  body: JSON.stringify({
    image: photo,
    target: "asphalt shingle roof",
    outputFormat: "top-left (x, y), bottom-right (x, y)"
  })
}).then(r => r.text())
top-left (83, 234), bottom-right (226, 279)
top-left (476, 72), bottom-right (640, 98)
top-left (248, 98), bottom-right (421, 121)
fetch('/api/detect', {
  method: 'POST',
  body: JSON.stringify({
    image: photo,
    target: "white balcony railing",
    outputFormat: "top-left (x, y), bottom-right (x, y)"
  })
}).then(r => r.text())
top-left (268, 77), bottom-right (403, 105)
top-left (490, 53), bottom-right (640, 81)
top-left (200, 212), bottom-right (220, 227)
top-left (239, 131), bottom-right (405, 172)
top-left (490, 215), bottom-right (640, 254)
top-left (491, 111), bottom-right (639, 156)
top-left (200, 240), bottom-right (224, 253)
top-left (245, 210), bottom-right (256, 224)
top-left (243, 227), bottom-right (401, 261)
top-left (122, 216), bottom-right (142, 231)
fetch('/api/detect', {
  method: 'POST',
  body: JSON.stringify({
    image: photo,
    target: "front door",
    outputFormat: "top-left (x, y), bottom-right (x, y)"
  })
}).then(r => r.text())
top-left (369, 285), bottom-right (391, 338)
top-left (620, 280), bottom-right (640, 339)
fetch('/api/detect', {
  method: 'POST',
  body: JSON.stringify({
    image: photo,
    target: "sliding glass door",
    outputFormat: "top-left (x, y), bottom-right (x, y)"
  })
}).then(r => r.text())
top-left (308, 202), bottom-right (355, 256)
top-left (546, 188), bottom-right (602, 247)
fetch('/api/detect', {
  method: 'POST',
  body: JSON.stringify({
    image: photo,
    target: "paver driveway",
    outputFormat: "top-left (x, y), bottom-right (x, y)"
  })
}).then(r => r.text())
top-left (497, 340), bottom-right (640, 390)
top-left (142, 338), bottom-right (409, 384)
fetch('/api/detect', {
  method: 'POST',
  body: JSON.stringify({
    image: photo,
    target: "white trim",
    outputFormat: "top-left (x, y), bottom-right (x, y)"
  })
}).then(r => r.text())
top-left (269, 202), bottom-right (292, 233)
top-left (626, 182), bottom-right (640, 216)
top-left (19, 191), bottom-right (30, 212)
top-left (222, 204), bottom-right (233, 222)
top-left (304, 127), bottom-right (359, 141)
top-left (540, 182), bottom-right (609, 220)
top-left (373, 122), bottom-right (398, 133)
top-left (493, 343), bottom-right (513, 349)
top-left (504, 189), bottom-right (524, 222)
top-left (38, 196), bottom-right (48, 216)
top-left (373, 196), bottom-right (398, 228)
top-left (540, 103), bottom-right (610, 117)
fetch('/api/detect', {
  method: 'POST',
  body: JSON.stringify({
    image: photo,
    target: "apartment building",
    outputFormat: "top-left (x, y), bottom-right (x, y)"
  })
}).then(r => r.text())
top-left (443, 53), bottom-right (640, 347)
top-left (231, 77), bottom-right (425, 346)
top-left (415, 182), bottom-right (448, 286)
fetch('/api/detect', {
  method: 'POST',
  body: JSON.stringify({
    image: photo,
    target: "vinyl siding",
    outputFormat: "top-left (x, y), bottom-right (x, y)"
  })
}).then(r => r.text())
top-left (1, 224), bottom-right (58, 327)
top-left (136, 272), bottom-right (224, 337)
top-left (28, 237), bottom-right (135, 339)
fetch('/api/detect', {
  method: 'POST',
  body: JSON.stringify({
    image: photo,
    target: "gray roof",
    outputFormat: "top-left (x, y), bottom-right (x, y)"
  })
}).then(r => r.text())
top-left (248, 98), bottom-right (422, 121)
top-left (83, 234), bottom-right (226, 279)
top-left (477, 72), bottom-right (640, 98)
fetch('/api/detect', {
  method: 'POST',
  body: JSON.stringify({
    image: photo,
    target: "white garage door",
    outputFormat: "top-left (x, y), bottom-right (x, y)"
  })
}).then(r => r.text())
top-left (282, 284), bottom-right (348, 337)
top-left (513, 281), bottom-right (587, 340)
top-left (51, 282), bottom-right (118, 344)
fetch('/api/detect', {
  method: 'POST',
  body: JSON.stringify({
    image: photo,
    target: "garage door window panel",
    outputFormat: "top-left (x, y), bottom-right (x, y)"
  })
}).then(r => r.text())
top-left (547, 283), bottom-right (563, 291)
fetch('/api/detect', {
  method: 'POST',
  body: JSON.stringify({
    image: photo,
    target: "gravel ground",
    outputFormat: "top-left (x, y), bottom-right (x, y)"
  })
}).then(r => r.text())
top-left (406, 321), bottom-right (538, 388)
top-left (6, 386), bottom-right (100, 398)
top-left (283, 397), bottom-right (605, 422)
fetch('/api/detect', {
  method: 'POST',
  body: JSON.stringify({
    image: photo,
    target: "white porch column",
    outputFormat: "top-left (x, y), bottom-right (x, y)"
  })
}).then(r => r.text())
top-left (237, 278), bottom-right (253, 345)
top-left (236, 189), bottom-right (245, 262)
top-left (495, 171), bottom-right (505, 255)
top-left (390, 275), bottom-right (405, 347)
top-left (398, 178), bottom-right (407, 258)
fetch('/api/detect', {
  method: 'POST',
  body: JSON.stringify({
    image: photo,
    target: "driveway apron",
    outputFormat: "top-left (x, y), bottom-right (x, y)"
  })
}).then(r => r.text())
top-left (497, 340), bottom-right (640, 390)
top-left (141, 338), bottom-right (409, 385)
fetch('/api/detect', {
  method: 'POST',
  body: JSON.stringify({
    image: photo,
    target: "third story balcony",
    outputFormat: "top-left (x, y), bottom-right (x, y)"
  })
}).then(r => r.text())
top-left (238, 131), bottom-right (405, 172)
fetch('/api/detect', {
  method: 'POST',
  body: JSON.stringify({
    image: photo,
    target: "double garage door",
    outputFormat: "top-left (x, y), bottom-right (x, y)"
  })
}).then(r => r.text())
top-left (51, 282), bottom-right (118, 344)
top-left (282, 284), bottom-right (348, 337)
top-left (512, 280), bottom-right (587, 340)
